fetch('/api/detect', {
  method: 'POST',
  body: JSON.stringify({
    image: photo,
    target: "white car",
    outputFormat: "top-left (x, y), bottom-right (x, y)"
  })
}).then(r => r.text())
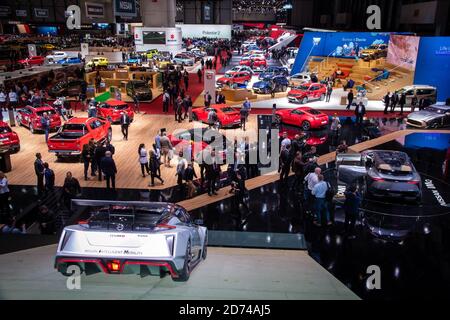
top-left (288, 72), bottom-right (311, 86)
top-left (226, 65), bottom-right (254, 75)
top-left (55, 200), bottom-right (208, 282)
top-left (46, 51), bottom-right (68, 63)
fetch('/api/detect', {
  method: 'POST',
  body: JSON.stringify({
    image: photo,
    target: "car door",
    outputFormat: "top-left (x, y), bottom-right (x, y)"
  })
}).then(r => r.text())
top-left (175, 209), bottom-right (202, 256)
top-left (286, 109), bottom-right (305, 126)
top-left (404, 89), bottom-right (414, 106)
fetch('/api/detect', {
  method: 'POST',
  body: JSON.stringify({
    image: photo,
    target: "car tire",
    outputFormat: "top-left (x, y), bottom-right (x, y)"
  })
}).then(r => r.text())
top-left (244, 80), bottom-right (249, 86)
top-left (302, 97), bottom-right (308, 104)
top-left (281, 85), bottom-right (287, 92)
top-left (302, 121), bottom-right (311, 131)
top-left (192, 113), bottom-right (198, 121)
top-left (29, 123), bottom-right (35, 134)
top-left (107, 128), bottom-right (112, 141)
top-left (16, 116), bottom-right (21, 126)
top-left (172, 240), bottom-right (192, 282)
top-left (202, 232), bottom-right (208, 260)
top-left (320, 94), bottom-right (325, 101)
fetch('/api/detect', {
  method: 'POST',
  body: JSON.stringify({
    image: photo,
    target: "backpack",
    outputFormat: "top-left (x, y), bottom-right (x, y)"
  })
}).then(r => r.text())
top-left (325, 182), bottom-right (335, 201)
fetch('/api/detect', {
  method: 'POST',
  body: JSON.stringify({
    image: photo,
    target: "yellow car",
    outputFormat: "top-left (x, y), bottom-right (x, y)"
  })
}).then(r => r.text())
top-left (86, 57), bottom-right (109, 68)
top-left (157, 60), bottom-right (172, 69)
top-left (42, 44), bottom-right (56, 51)
top-left (146, 49), bottom-right (159, 59)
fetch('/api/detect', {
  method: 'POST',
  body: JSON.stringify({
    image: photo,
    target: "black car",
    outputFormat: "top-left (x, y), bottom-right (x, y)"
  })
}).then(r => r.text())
top-left (48, 79), bottom-right (86, 98)
top-left (126, 80), bottom-right (153, 101)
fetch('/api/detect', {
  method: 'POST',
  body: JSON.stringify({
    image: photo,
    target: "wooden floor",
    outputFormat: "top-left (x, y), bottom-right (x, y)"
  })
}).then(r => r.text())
top-left (7, 112), bottom-right (261, 190)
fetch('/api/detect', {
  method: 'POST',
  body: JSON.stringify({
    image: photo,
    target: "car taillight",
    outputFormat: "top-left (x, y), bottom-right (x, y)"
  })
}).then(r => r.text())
top-left (78, 220), bottom-right (89, 224)
top-left (106, 260), bottom-right (121, 272)
top-left (156, 224), bottom-right (176, 229)
top-left (371, 177), bottom-right (384, 182)
top-left (407, 180), bottom-right (420, 184)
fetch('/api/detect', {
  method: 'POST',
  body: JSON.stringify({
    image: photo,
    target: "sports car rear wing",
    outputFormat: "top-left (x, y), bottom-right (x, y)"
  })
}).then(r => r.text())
top-left (71, 199), bottom-right (179, 231)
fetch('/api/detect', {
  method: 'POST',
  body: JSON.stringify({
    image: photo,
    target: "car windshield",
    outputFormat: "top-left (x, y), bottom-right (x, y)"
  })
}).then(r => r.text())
top-left (424, 106), bottom-right (445, 114)
top-left (305, 109), bottom-right (322, 115)
top-left (112, 104), bottom-right (128, 110)
top-left (295, 85), bottom-right (309, 90)
top-left (224, 74), bottom-right (233, 78)
top-left (133, 82), bottom-right (147, 89)
top-left (0, 126), bottom-right (11, 134)
top-left (368, 45), bottom-right (378, 49)
top-left (221, 107), bottom-right (235, 113)
top-left (87, 206), bottom-right (168, 231)
top-left (36, 110), bottom-right (56, 116)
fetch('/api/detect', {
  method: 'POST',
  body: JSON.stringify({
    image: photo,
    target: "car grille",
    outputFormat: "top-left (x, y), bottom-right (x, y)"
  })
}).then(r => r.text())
top-left (406, 119), bottom-right (424, 127)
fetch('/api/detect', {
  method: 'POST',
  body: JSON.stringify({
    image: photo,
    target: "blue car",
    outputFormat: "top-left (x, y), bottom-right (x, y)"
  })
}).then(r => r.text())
top-left (252, 75), bottom-right (289, 94)
top-left (127, 57), bottom-right (141, 64)
top-left (258, 66), bottom-right (289, 81)
top-left (57, 57), bottom-right (82, 65)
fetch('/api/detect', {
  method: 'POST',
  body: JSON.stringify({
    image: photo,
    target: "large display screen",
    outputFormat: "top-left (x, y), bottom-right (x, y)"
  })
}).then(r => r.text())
top-left (36, 26), bottom-right (58, 36)
top-left (387, 35), bottom-right (420, 71)
top-left (143, 31), bottom-right (166, 45)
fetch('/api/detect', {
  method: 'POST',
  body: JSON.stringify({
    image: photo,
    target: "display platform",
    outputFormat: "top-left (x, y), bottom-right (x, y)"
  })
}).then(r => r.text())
top-left (0, 245), bottom-right (358, 300)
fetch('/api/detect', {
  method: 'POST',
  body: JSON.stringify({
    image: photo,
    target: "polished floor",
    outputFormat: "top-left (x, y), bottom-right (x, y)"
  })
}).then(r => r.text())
top-left (0, 245), bottom-right (358, 300)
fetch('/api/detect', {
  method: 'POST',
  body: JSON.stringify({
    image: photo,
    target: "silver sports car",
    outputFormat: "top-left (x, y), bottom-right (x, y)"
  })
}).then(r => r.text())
top-left (406, 104), bottom-right (450, 129)
top-left (55, 200), bottom-right (207, 282)
top-left (337, 150), bottom-right (422, 202)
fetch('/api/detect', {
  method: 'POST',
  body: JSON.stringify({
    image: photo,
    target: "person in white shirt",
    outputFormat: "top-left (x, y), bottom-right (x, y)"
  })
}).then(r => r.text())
top-left (280, 132), bottom-right (291, 150)
top-left (0, 171), bottom-right (10, 214)
top-left (8, 89), bottom-right (18, 110)
top-left (176, 151), bottom-right (188, 186)
top-left (304, 167), bottom-right (321, 213)
top-left (138, 144), bottom-right (150, 177)
top-left (0, 90), bottom-right (7, 111)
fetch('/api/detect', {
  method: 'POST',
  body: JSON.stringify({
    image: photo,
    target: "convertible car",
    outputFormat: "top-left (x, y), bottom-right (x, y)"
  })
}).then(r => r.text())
top-left (55, 200), bottom-right (207, 282)
top-left (406, 104), bottom-right (450, 129)
top-left (275, 106), bottom-right (329, 130)
top-left (336, 150), bottom-right (422, 202)
top-left (192, 105), bottom-right (241, 128)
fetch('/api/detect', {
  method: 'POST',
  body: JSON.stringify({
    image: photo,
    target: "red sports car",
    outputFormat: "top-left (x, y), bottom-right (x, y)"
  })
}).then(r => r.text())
top-left (216, 71), bottom-right (252, 87)
top-left (16, 105), bottom-right (62, 134)
top-left (287, 83), bottom-right (327, 104)
top-left (0, 121), bottom-right (20, 153)
top-left (275, 106), bottom-right (329, 130)
top-left (239, 57), bottom-right (267, 70)
top-left (97, 99), bottom-right (134, 123)
top-left (192, 105), bottom-right (241, 128)
top-left (18, 56), bottom-right (45, 66)
top-left (279, 126), bottom-right (328, 146)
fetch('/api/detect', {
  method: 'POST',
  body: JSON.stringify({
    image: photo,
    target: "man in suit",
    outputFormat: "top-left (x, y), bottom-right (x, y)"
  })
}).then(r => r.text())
top-left (279, 144), bottom-right (291, 184)
top-left (326, 84), bottom-right (333, 102)
top-left (205, 151), bottom-right (221, 196)
top-left (346, 89), bottom-right (354, 110)
top-left (399, 93), bottom-right (406, 115)
top-left (120, 112), bottom-right (130, 140)
top-left (390, 92), bottom-right (398, 113)
top-left (204, 91), bottom-right (212, 107)
top-left (383, 91), bottom-right (390, 114)
top-left (34, 153), bottom-right (45, 196)
top-left (94, 142), bottom-right (107, 181)
top-left (101, 151), bottom-right (117, 190)
top-left (355, 102), bottom-right (366, 125)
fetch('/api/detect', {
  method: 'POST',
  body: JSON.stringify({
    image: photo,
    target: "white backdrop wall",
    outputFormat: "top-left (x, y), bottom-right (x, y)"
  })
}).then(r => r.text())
top-left (175, 24), bottom-right (232, 39)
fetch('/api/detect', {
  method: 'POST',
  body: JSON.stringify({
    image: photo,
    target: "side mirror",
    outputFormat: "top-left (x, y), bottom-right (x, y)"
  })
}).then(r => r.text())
top-left (194, 219), bottom-right (204, 225)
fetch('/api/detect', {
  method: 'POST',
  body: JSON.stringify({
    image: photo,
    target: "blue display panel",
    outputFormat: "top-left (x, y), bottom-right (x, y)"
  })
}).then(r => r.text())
top-left (405, 133), bottom-right (450, 151)
top-left (36, 26), bottom-right (58, 36)
top-left (414, 37), bottom-right (450, 102)
top-left (291, 31), bottom-right (390, 75)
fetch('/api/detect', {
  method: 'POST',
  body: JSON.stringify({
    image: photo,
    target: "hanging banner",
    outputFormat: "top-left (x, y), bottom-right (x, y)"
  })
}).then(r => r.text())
top-left (80, 43), bottom-right (89, 58)
top-left (114, 0), bottom-right (137, 17)
top-left (28, 44), bottom-right (37, 57)
top-left (204, 70), bottom-right (216, 105)
top-left (34, 8), bottom-right (49, 18)
top-left (85, 2), bottom-right (105, 19)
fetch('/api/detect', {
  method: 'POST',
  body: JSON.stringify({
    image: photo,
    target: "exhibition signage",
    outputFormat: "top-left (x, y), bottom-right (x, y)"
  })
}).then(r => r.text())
top-left (175, 24), bottom-right (232, 40)
top-left (0, 6), bottom-right (11, 17)
top-left (15, 10), bottom-right (27, 17)
top-left (204, 70), bottom-right (216, 105)
top-left (34, 8), bottom-right (49, 18)
top-left (114, 0), bottom-right (137, 17)
top-left (85, 2), bottom-right (105, 19)
top-left (80, 43), bottom-right (89, 59)
top-left (28, 44), bottom-right (37, 58)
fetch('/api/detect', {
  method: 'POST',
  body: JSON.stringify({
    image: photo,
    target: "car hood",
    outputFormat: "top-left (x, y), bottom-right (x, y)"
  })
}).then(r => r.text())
top-left (288, 89), bottom-right (307, 96)
top-left (252, 81), bottom-right (268, 89)
top-left (217, 77), bottom-right (231, 83)
top-left (259, 72), bottom-right (274, 80)
top-left (407, 110), bottom-right (440, 122)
